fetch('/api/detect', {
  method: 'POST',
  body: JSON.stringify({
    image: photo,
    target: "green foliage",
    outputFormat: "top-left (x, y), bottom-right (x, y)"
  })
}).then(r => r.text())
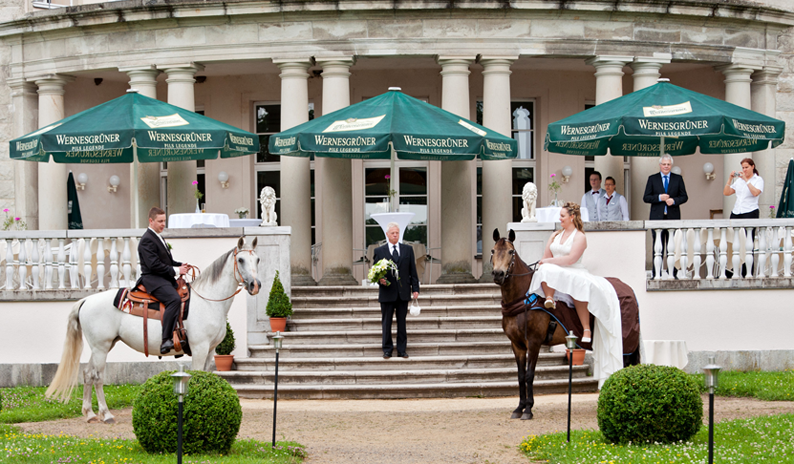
top-left (689, 369), bottom-right (794, 401)
top-left (215, 321), bottom-right (236, 355)
top-left (521, 413), bottom-right (794, 464)
top-left (132, 371), bottom-right (242, 455)
top-left (1, 384), bottom-right (140, 424)
top-left (597, 364), bottom-right (702, 445)
top-left (266, 271), bottom-right (293, 318)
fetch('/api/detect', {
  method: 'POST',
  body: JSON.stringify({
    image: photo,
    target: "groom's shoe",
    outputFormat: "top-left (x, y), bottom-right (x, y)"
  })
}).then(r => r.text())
top-left (160, 339), bottom-right (175, 354)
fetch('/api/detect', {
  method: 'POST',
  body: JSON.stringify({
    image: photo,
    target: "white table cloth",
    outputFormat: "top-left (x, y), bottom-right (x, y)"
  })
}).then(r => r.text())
top-left (229, 218), bottom-right (262, 227)
top-left (535, 206), bottom-right (591, 223)
top-left (643, 340), bottom-right (689, 369)
top-left (168, 213), bottom-right (230, 229)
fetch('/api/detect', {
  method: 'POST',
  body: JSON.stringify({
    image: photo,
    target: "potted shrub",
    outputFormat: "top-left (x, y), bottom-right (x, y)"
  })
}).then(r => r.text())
top-left (266, 270), bottom-right (293, 333)
top-left (566, 348), bottom-right (586, 365)
top-left (214, 321), bottom-right (236, 371)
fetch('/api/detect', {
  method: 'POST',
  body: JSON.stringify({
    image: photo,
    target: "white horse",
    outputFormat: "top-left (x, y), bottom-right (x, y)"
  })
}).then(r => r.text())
top-left (46, 237), bottom-right (261, 424)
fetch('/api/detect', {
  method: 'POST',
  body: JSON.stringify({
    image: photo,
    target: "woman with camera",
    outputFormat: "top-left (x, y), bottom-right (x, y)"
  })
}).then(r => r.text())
top-left (723, 157), bottom-right (764, 219)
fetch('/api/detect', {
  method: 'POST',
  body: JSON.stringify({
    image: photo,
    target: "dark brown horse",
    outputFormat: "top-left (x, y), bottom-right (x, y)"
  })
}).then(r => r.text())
top-left (491, 229), bottom-right (640, 420)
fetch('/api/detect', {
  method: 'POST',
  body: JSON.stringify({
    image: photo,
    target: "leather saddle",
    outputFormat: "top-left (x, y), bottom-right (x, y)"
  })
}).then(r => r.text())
top-left (118, 277), bottom-right (191, 357)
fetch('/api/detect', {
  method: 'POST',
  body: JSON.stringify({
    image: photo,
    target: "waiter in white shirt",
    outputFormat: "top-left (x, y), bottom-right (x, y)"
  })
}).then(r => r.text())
top-left (581, 171), bottom-right (605, 221)
top-left (597, 176), bottom-right (630, 221)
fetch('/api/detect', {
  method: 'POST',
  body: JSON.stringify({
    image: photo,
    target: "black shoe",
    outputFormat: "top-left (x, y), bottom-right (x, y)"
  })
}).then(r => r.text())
top-left (181, 340), bottom-right (192, 357)
top-left (399, 352), bottom-right (409, 358)
top-left (383, 352), bottom-right (392, 359)
top-left (160, 340), bottom-right (175, 354)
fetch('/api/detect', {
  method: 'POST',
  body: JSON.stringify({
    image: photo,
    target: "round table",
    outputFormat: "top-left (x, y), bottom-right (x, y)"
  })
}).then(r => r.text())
top-left (229, 218), bottom-right (263, 227)
top-left (168, 213), bottom-right (230, 228)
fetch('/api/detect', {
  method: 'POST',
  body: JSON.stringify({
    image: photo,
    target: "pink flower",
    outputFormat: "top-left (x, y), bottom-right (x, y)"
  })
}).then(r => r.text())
top-left (14, 217), bottom-right (20, 221)
top-left (385, 175), bottom-right (391, 180)
top-left (192, 181), bottom-right (198, 186)
top-left (770, 205), bottom-right (776, 209)
top-left (550, 173), bottom-right (555, 178)
top-left (2, 209), bottom-right (8, 213)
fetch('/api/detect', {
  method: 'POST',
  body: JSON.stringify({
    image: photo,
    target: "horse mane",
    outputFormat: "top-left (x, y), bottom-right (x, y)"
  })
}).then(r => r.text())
top-left (192, 248), bottom-right (235, 287)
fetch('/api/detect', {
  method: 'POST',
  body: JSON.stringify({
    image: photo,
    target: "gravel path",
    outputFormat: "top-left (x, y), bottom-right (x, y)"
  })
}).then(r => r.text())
top-left (16, 394), bottom-right (794, 463)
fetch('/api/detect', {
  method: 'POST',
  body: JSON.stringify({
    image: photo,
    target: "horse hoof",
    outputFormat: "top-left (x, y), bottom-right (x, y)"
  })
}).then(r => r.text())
top-left (510, 411), bottom-right (523, 419)
top-left (521, 412), bottom-right (533, 420)
top-left (87, 417), bottom-right (100, 423)
top-left (104, 417), bottom-right (116, 425)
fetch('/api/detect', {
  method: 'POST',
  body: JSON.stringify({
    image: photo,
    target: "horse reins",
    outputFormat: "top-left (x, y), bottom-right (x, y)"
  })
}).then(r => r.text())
top-left (490, 240), bottom-right (538, 278)
top-left (187, 248), bottom-right (253, 302)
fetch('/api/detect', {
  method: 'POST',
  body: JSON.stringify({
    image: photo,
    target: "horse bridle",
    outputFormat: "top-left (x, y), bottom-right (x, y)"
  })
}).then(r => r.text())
top-left (490, 240), bottom-right (538, 279)
top-left (189, 247), bottom-right (254, 302)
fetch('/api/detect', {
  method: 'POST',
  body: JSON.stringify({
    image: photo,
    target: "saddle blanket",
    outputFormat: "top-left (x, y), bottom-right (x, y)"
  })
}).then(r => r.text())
top-left (113, 287), bottom-right (191, 320)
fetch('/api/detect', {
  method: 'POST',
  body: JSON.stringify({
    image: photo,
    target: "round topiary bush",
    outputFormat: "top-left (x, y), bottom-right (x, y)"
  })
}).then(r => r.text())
top-left (132, 370), bottom-right (242, 455)
top-left (597, 364), bottom-right (702, 445)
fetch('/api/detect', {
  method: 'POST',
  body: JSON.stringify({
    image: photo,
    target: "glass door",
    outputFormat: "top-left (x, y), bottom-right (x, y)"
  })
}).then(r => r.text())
top-left (364, 163), bottom-right (428, 247)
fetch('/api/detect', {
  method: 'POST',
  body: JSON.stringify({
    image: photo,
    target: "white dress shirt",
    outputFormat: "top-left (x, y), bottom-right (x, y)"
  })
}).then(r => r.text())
top-left (731, 174), bottom-right (764, 215)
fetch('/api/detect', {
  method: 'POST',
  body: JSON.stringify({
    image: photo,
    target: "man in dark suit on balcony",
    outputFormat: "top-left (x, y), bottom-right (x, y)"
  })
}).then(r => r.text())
top-left (643, 154), bottom-right (688, 277)
top-left (137, 207), bottom-right (190, 354)
top-left (373, 222), bottom-right (420, 359)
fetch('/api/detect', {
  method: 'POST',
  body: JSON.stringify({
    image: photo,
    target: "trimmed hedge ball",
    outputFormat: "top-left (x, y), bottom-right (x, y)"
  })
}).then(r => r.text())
top-left (132, 370), bottom-right (242, 455)
top-left (597, 364), bottom-right (702, 444)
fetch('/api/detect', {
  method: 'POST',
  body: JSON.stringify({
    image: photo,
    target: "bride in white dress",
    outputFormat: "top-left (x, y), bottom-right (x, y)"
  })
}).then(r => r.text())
top-left (528, 202), bottom-right (623, 387)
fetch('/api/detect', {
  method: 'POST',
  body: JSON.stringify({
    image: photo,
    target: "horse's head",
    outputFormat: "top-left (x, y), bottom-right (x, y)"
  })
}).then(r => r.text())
top-left (235, 237), bottom-right (261, 295)
top-left (491, 228), bottom-right (517, 286)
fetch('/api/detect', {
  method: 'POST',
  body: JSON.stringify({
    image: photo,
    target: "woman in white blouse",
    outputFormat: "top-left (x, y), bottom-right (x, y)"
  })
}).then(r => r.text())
top-left (724, 157), bottom-right (763, 219)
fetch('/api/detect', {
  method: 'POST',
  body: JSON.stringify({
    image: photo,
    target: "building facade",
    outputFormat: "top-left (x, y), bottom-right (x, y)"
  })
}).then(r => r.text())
top-left (1, 0), bottom-right (792, 284)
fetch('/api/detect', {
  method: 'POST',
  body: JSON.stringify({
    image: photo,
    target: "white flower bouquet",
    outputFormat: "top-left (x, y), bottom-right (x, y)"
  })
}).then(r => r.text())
top-left (368, 258), bottom-right (399, 286)
top-left (234, 207), bottom-right (249, 219)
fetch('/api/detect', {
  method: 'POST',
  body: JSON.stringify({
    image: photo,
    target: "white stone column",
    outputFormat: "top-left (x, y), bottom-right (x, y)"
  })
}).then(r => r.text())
top-left (586, 56), bottom-right (633, 195)
top-left (316, 57), bottom-right (357, 286)
top-left (629, 56), bottom-right (670, 220)
top-left (9, 78), bottom-right (39, 230)
top-left (479, 56), bottom-right (516, 282)
top-left (717, 64), bottom-right (755, 215)
top-left (274, 59), bottom-right (315, 286)
top-left (34, 74), bottom-right (74, 230)
top-left (120, 65), bottom-right (161, 227)
top-left (751, 66), bottom-right (783, 214)
top-left (437, 56), bottom-right (476, 283)
top-left (163, 63), bottom-right (203, 215)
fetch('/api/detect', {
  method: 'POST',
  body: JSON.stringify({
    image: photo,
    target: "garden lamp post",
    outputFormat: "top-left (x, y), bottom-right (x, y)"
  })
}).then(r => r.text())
top-left (272, 331), bottom-right (284, 449)
top-left (703, 356), bottom-right (721, 464)
top-left (565, 330), bottom-right (578, 443)
top-left (171, 364), bottom-right (191, 464)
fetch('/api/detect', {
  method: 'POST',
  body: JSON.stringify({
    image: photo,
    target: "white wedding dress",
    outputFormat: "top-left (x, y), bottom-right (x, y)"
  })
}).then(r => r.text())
top-left (528, 228), bottom-right (624, 388)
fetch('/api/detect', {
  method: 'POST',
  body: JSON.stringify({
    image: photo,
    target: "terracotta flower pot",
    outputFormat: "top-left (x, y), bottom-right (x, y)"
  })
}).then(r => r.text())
top-left (214, 354), bottom-right (234, 371)
top-left (566, 348), bottom-right (586, 366)
top-left (270, 317), bottom-right (287, 333)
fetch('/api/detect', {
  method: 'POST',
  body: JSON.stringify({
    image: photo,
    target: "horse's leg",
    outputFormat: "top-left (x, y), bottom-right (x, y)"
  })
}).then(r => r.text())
top-left (84, 343), bottom-right (115, 424)
top-left (81, 365), bottom-right (98, 423)
top-left (522, 339), bottom-right (544, 420)
top-left (189, 341), bottom-right (212, 371)
top-left (510, 340), bottom-right (528, 419)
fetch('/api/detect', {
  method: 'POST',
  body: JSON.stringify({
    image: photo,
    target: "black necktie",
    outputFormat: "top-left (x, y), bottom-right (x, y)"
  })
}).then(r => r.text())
top-left (392, 245), bottom-right (399, 259)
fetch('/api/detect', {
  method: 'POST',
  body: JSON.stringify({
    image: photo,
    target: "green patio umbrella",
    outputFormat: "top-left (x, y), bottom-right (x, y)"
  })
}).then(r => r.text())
top-left (269, 88), bottom-right (517, 161)
top-left (777, 159), bottom-right (794, 218)
top-left (545, 80), bottom-right (785, 157)
top-left (10, 91), bottom-right (259, 163)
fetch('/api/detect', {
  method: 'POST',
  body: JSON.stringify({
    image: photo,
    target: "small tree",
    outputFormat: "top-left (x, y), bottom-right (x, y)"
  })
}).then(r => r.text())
top-left (265, 270), bottom-right (293, 318)
top-left (215, 321), bottom-right (236, 355)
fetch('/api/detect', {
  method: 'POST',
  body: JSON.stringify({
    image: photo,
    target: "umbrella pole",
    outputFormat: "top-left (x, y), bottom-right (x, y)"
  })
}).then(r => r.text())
top-left (133, 143), bottom-right (140, 228)
top-left (660, 136), bottom-right (665, 156)
top-left (390, 144), bottom-right (397, 213)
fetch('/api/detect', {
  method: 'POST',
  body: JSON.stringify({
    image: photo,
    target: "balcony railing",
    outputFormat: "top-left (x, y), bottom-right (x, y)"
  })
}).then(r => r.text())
top-left (647, 218), bottom-right (794, 281)
top-left (1, 230), bottom-right (144, 292)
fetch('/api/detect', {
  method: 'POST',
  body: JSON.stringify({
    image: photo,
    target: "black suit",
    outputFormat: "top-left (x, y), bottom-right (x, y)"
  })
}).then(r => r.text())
top-left (373, 242), bottom-right (420, 356)
top-left (643, 172), bottom-right (688, 277)
top-left (137, 228), bottom-right (182, 342)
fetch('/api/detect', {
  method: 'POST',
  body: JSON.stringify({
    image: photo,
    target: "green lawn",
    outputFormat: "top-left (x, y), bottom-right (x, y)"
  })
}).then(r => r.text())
top-left (690, 369), bottom-right (794, 401)
top-left (0, 385), bottom-right (141, 424)
top-left (520, 413), bottom-right (794, 463)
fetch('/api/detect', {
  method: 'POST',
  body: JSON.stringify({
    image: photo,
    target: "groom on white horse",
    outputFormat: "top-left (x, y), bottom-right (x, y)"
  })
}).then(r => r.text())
top-left (137, 207), bottom-right (191, 355)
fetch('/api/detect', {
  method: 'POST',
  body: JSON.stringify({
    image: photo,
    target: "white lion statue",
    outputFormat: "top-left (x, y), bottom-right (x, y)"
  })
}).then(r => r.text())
top-left (521, 182), bottom-right (538, 223)
top-left (259, 186), bottom-right (278, 227)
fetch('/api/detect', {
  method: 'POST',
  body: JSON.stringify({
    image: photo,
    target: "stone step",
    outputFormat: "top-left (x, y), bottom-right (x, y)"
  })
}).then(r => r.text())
top-left (248, 341), bottom-right (515, 358)
top-left (229, 378), bottom-right (599, 399)
top-left (219, 364), bottom-right (590, 385)
top-left (263, 328), bottom-right (506, 345)
top-left (234, 353), bottom-right (564, 371)
top-left (290, 304), bottom-right (502, 319)
top-left (292, 283), bottom-right (501, 298)
top-left (284, 316), bottom-right (503, 332)
top-left (292, 294), bottom-right (502, 308)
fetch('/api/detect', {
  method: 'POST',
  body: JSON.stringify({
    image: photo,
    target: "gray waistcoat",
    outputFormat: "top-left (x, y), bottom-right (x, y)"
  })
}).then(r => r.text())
top-left (599, 193), bottom-right (625, 221)
top-left (583, 189), bottom-right (604, 221)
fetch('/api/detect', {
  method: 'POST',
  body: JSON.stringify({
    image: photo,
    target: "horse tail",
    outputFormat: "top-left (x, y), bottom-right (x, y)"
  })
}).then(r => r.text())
top-left (45, 299), bottom-right (85, 403)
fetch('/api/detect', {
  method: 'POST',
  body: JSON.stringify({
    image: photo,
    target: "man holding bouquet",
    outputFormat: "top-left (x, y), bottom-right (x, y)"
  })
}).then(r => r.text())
top-left (373, 222), bottom-right (420, 359)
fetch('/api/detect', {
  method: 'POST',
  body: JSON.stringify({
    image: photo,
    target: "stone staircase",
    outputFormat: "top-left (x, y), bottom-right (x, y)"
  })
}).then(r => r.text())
top-left (218, 284), bottom-right (598, 399)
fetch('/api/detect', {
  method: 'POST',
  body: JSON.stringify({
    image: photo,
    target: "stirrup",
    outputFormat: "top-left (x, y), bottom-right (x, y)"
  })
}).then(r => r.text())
top-left (544, 297), bottom-right (555, 309)
top-left (581, 329), bottom-right (592, 343)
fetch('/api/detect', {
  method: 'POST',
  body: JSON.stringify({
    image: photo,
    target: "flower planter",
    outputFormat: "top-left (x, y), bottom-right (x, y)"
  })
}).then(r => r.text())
top-left (270, 317), bottom-right (287, 333)
top-left (214, 354), bottom-right (234, 371)
top-left (566, 348), bottom-right (586, 366)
